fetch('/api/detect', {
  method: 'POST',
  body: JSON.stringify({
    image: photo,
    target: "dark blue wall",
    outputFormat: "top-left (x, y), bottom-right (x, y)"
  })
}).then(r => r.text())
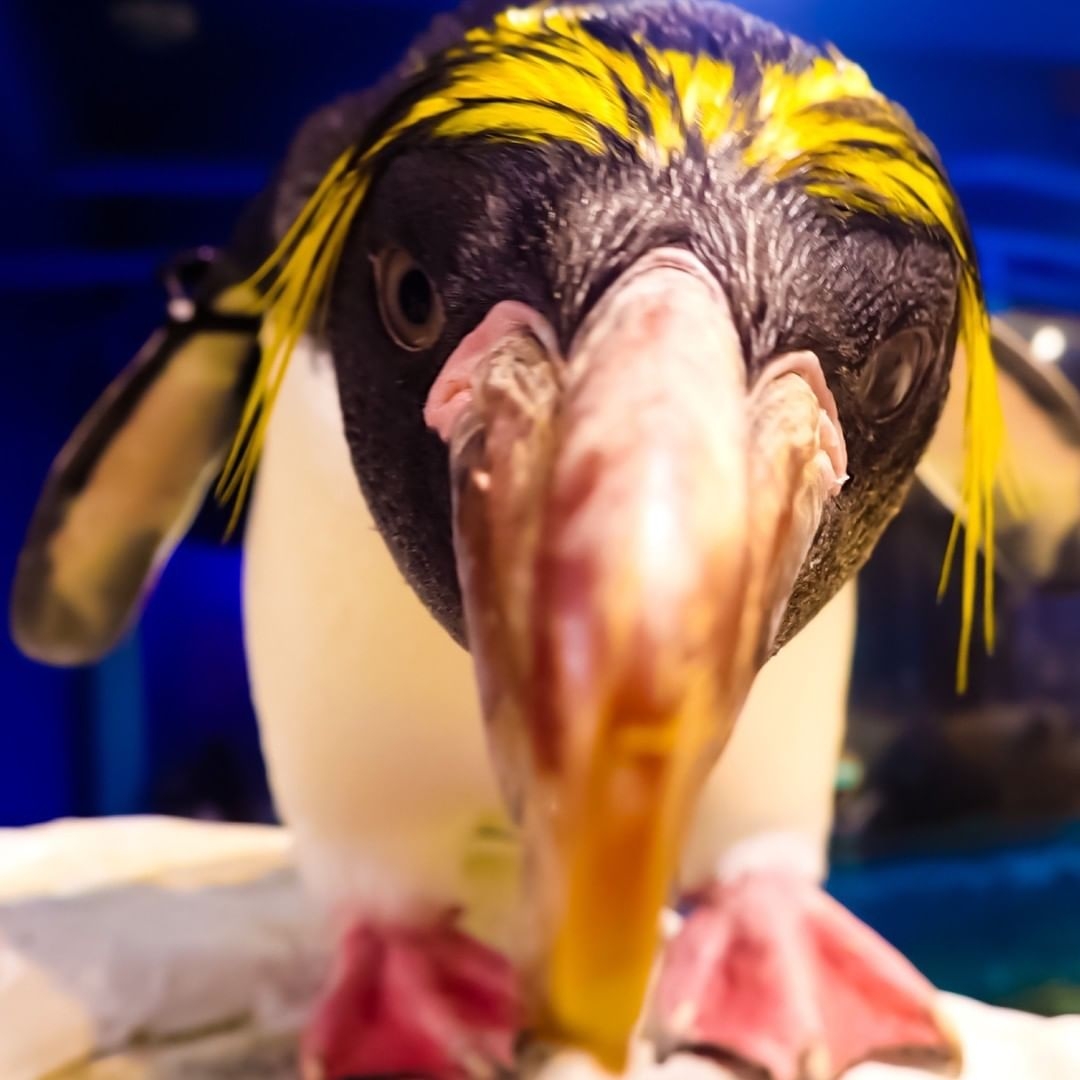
top-left (2, 0), bottom-right (1079, 826)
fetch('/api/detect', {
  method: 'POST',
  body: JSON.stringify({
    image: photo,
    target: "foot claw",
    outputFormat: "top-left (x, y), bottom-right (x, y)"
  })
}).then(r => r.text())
top-left (301, 1057), bottom-right (326, 1080)
top-left (797, 1044), bottom-right (829, 1080)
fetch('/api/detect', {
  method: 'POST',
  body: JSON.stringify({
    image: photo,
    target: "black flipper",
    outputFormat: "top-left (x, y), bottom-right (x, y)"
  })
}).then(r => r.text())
top-left (12, 0), bottom-right (777, 666)
top-left (6, 11), bottom-right (417, 667)
top-left (8, 60), bottom-right (397, 668)
top-left (917, 318), bottom-right (1080, 590)
top-left (10, 247), bottom-right (263, 665)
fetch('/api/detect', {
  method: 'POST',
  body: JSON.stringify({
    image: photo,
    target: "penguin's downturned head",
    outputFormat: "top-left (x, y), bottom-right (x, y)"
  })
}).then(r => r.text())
top-left (229, 2), bottom-right (1007, 1066)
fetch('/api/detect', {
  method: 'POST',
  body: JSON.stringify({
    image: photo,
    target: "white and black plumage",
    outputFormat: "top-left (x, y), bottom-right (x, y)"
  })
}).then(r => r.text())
top-left (12, 3), bottom-right (1080, 1079)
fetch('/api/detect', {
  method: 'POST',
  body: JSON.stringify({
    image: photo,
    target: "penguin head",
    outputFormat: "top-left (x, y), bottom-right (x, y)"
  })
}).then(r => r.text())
top-left (329, 129), bottom-right (961, 654)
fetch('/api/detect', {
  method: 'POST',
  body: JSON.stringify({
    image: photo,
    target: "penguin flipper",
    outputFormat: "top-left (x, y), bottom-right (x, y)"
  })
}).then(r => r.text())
top-left (9, 251), bottom-right (262, 666)
top-left (917, 318), bottom-right (1080, 591)
top-left (7, 63), bottom-right (381, 669)
top-left (8, 9), bottom-right (575, 669)
top-left (7, 77), bottom-right (393, 669)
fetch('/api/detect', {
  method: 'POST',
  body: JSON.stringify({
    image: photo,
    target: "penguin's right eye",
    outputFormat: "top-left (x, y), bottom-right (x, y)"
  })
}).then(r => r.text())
top-left (373, 247), bottom-right (446, 352)
top-left (860, 326), bottom-right (934, 420)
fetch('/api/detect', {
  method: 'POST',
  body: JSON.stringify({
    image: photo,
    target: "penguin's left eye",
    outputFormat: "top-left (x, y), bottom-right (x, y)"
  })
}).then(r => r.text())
top-left (374, 247), bottom-right (446, 351)
top-left (860, 327), bottom-right (934, 419)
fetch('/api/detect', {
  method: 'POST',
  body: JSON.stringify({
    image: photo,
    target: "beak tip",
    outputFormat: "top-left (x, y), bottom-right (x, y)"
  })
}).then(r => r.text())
top-left (522, 1038), bottom-right (639, 1080)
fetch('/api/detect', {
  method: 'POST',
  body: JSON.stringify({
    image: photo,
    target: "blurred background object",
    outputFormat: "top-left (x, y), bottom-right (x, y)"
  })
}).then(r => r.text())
top-left (2, 0), bottom-right (1080, 1016)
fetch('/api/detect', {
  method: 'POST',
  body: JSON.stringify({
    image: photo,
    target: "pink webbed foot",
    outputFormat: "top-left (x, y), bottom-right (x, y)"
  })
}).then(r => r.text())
top-left (652, 872), bottom-right (961, 1080)
top-left (302, 915), bottom-right (519, 1080)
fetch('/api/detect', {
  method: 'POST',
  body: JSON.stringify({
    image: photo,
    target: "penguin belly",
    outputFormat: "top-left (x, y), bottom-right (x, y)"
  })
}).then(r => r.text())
top-left (243, 336), bottom-right (855, 930)
top-left (681, 577), bottom-right (857, 889)
top-left (242, 340), bottom-right (515, 940)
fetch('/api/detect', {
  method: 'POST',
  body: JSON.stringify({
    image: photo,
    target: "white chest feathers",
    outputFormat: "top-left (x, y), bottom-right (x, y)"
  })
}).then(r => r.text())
top-left (241, 339), bottom-right (856, 937)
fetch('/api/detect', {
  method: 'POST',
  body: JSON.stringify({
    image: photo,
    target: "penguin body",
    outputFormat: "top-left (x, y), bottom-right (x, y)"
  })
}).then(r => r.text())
top-left (11, 2), bottom-right (1080, 1077)
top-left (245, 327), bottom-right (855, 932)
top-left (244, 336), bottom-right (511, 933)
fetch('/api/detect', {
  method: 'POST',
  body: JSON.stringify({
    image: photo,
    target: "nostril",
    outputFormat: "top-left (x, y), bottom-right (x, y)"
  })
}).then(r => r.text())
top-left (424, 301), bottom-right (561, 443)
top-left (752, 350), bottom-right (848, 489)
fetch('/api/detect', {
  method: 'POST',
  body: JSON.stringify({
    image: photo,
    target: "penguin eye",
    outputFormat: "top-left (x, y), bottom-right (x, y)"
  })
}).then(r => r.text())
top-left (861, 327), bottom-right (934, 419)
top-left (374, 247), bottom-right (445, 351)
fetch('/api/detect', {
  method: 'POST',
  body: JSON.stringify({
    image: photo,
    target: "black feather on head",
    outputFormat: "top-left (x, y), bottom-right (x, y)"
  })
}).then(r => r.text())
top-left (228, 0), bottom-right (1008, 684)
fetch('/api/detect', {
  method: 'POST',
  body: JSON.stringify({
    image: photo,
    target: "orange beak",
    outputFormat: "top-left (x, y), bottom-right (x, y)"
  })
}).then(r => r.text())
top-left (440, 248), bottom-right (846, 1071)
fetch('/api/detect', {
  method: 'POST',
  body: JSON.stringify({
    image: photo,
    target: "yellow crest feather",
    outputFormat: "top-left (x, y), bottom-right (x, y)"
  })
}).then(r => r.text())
top-left (937, 283), bottom-right (1014, 692)
top-left (215, 153), bottom-right (371, 529)
top-left (221, 3), bottom-right (1009, 688)
top-left (739, 52), bottom-right (1012, 689)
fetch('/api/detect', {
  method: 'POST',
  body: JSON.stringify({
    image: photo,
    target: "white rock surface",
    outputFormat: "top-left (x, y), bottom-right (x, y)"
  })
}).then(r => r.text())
top-left (0, 817), bottom-right (324, 1080)
top-left (0, 816), bottom-right (293, 901)
top-left (852, 993), bottom-right (1080, 1079)
top-left (2, 817), bottom-right (1080, 1080)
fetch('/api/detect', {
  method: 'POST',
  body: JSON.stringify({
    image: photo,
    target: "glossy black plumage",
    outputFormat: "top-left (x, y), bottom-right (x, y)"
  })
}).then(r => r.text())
top-left (271, 0), bottom-right (961, 648)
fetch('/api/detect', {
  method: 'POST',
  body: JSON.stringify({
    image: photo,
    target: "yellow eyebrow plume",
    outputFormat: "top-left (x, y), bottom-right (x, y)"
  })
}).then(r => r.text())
top-left (742, 53), bottom-right (1013, 690)
top-left (215, 153), bottom-right (372, 532)
top-left (937, 283), bottom-right (1016, 692)
top-left (221, 4), bottom-right (1009, 687)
